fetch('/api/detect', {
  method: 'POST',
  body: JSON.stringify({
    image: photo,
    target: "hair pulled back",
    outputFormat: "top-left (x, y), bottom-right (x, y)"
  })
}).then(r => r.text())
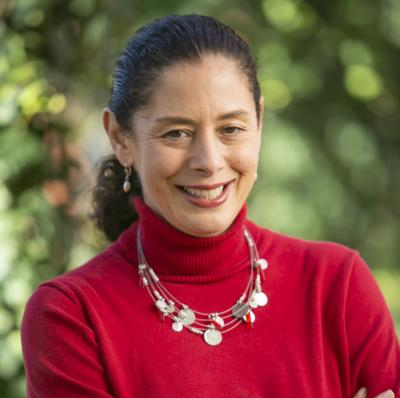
top-left (91, 14), bottom-right (261, 242)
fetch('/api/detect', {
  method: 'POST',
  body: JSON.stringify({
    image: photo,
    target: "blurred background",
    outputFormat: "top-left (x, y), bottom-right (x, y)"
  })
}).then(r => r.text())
top-left (1, 0), bottom-right (399, 396)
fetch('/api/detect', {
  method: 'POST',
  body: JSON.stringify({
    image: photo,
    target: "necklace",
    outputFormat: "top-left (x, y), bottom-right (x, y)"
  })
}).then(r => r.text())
top-left (136, 226), bottom-right (269, 346)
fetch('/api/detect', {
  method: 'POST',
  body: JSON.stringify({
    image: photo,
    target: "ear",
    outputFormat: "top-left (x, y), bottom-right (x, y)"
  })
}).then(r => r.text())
top-left (102, 108), bottom-right (136, 166)
top-left (257, 96), bottom-right (265, 134)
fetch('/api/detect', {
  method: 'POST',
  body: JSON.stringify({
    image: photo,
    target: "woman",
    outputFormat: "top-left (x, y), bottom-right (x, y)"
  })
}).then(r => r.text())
top-left (21, 15), bottom-right (399, 398)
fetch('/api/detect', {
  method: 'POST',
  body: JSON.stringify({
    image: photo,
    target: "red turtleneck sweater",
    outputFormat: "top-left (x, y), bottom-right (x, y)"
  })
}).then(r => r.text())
top-left (21, 198), bottom-right (400, 398)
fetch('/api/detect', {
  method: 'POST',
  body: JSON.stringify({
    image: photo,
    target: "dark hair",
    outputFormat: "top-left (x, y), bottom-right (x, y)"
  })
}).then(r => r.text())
top-left (91, 14), bottom-right (261, 242)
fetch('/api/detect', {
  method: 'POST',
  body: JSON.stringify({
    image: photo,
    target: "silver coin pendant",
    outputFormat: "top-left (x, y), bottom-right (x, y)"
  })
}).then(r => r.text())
top-left (178, 308), bottom-right (196, 326)
top-left (254, 292), bottom-right (268, 306)
top-left (172, 321), bottom-right (183, 332)
top-left (204, 328), bottom-right (222, 346)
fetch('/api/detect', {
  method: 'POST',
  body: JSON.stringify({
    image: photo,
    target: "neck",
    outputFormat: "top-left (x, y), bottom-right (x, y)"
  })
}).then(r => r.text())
top-left (115, 196), bottom-right (250, 283)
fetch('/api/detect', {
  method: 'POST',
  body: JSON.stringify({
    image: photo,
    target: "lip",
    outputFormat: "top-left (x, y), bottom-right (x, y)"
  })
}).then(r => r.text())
top-left (177, 180), bottom-right (233, 190)
top-left (177, 179), bottom-right (235, 208)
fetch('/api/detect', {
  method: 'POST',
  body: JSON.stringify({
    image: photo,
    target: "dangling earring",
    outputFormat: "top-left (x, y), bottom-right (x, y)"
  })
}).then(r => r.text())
top-left (255, 172), bottom-right (258, 180)
top-left (123, 164), bottom-right (132, 193)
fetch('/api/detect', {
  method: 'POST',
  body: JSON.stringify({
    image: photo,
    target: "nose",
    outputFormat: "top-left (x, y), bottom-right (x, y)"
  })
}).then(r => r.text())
top-left (188, 131), bottom-right (225, 176)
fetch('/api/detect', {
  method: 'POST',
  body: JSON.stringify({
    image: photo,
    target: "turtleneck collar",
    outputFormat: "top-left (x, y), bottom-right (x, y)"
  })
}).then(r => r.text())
top-left (114, 196), bottom-right (251, 283)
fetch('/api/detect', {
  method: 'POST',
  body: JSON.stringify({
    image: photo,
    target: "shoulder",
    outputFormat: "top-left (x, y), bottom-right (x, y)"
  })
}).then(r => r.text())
top-left (245, 218), bottom-right (358, 270)
top-left (26, 236), bottom-right (137, 312)
top-left (243, 219), bottom-right (378, 304)
top-left (244, 220), bottom-right (391, 315)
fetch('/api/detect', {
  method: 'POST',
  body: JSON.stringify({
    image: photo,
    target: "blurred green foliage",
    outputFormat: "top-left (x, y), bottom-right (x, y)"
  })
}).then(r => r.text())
top-left (0, 0), bottom-right (399, 396)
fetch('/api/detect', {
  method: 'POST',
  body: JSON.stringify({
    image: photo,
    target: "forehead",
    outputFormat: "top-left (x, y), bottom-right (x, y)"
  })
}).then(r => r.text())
top-left (137, 54), bottom-right (254, 120)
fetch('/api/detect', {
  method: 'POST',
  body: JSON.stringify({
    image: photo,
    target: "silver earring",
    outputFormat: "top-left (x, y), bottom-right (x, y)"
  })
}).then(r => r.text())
top-left (255, 172), bottom-right (258, 180)
top-left (123, 165), bottom-right (132, 193)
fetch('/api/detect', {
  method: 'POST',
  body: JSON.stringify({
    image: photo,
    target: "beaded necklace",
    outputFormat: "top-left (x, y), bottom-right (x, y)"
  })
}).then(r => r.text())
top-left (136, 226), bottom-right (269, 346)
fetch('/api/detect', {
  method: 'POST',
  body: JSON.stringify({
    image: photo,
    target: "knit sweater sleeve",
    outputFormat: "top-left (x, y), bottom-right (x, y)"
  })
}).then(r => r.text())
top-left (345, 254), bottom-right (400, 398)
top-left (21, 283), bottom-right (115, 398)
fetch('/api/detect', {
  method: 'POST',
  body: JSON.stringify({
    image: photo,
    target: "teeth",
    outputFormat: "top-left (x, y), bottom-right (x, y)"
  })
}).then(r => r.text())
top-left (182, 185), bottom-right (224, 200)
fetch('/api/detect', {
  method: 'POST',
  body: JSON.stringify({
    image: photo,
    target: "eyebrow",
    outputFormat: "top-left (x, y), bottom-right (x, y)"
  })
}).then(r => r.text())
top-left (153, 109), bottom-right (250, 126)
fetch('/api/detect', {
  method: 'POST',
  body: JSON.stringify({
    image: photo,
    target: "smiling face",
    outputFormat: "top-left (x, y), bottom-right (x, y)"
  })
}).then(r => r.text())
top-left (106, 54), bottom-right (264, 237)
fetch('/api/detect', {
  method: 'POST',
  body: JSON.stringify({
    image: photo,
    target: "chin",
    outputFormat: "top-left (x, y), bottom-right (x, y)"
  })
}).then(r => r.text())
top-left (186, 227), bottom-right (227, 238)
top-left (180, 215), bottom-right (232, 237)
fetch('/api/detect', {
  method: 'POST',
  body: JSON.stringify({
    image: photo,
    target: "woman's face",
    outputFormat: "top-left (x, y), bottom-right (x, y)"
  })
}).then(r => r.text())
top-left (108, 54), bottom-right (264, 237)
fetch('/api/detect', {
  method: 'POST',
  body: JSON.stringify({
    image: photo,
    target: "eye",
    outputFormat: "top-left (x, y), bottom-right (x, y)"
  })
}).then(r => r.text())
top-left (162, 130), bottom-right (191, 139)
top-left (222, 126), bottom-right (245, 135)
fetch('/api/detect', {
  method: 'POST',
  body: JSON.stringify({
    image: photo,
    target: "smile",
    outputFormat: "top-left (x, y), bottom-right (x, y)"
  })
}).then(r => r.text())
top-left (181, 186), bottom-right (224, 200)
top-left (176, 180), bottom-right (235, 208)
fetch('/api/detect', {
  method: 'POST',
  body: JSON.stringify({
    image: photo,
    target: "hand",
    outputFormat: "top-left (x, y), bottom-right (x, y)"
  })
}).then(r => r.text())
top-left (353, 387), bottom-right (395, 398)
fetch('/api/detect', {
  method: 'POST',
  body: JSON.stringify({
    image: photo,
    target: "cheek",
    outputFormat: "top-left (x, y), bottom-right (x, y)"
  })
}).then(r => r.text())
top-left (231, 144), bottom-right (259, 174)
top-left (139, 148), bottom-right (184, 188)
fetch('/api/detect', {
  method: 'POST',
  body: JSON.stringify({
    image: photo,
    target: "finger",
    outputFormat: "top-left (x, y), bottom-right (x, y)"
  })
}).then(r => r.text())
top-left (374, 390), bottom-right (395, 398)
top-left (353, 387), bottom-right (367, 398)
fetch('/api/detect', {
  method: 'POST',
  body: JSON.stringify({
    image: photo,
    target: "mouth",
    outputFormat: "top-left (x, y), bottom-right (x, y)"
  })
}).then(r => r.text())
top-left (176, 180), bottom-right (235, 208)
